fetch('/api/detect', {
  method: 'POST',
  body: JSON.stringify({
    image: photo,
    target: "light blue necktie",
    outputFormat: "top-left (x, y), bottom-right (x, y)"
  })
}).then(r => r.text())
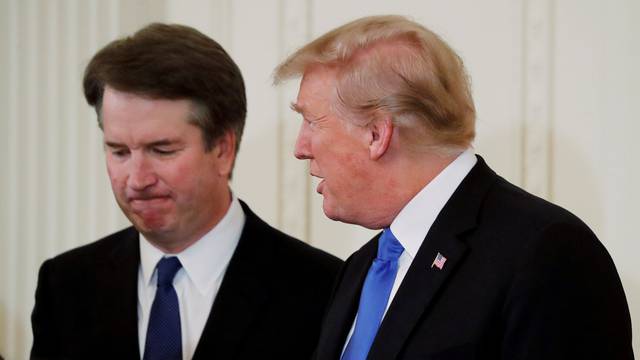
top-left (342, 228), bottom-right (404, 360)
top-left (143, 256), bottom-right (183, 360)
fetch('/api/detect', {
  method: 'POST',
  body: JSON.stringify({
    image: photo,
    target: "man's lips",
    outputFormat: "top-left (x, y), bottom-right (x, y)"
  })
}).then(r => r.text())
top-left (128, 196), bottom-right (172, 210)
top-left (128, 194), bottom-right (171, 201)
top-left (316, 179), bottom-right (325, 194)
top-left (311, 174), bottom-right (325, 194)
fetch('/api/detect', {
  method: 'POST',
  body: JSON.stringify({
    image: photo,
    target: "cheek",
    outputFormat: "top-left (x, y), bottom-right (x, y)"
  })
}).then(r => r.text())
top-left (105, 162), bottom-right (125, 190)
top-left (315, 127), bottom-right (367, 167)
top-left (165, 155), bottom-right (214, 193)
top-left (329, 155), bottom-right (367, 192)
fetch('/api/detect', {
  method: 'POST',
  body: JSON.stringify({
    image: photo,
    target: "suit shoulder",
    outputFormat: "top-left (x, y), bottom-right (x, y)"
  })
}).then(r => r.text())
top-left (44, 227), bottom-right (137, 270)
top-left (34, 227), bottom-right (138, 305)
top-left (241, 203), bottom-right (343, 276)
top-left (487, 176), bottom-right (588, 229)
top-left (476, 175), bottom-right (616, 271)
top-left (260, 220), bottom-right (343, 274)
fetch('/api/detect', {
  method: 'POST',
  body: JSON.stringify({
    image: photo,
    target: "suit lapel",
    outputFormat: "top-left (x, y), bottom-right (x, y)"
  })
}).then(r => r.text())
top-left (95, 227), bottom-right (141, 357)
top-left (368, 156), bottom-right (498, 360)
top-left (315, 239), bottom-right (378, 360)
top-left (368, 230), bottom-right (468, 359)
top-left (192, 202), bottom-right (271, 359)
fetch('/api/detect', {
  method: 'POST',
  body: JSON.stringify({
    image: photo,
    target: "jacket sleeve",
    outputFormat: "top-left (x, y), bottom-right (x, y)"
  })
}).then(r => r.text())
top-left (31, 259), bottom-right (59, 359)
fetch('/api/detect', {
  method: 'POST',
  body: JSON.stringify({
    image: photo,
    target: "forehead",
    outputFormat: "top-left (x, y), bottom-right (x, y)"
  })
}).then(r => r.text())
top-left (101, 86), bottom-right (199, 141)
top-left (296, 66), bottom-right (339, 112)
top-left (102, 87), bottom-right (193, 119)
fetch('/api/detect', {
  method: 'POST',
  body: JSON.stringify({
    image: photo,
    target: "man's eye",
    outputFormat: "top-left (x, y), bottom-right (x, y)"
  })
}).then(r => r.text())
top-left (303, 118), bottom-right (315, 128)
top-left (153, 148), bottom-right (175, 155)
top-left (111, 149), bottom-right (129, 157)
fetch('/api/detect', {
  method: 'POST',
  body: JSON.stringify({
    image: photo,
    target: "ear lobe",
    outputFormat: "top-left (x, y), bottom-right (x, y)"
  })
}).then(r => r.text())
top-left (369, 115), bottom-right (393, 160)
top-left (215, 131), bottom-right (237, 177)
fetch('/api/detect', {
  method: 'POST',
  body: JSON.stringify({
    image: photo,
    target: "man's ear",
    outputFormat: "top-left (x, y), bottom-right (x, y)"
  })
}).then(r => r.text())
top-left (214, 131), bottom-right (237, 177)
top-left (368, 114), bottom-right (394, 160)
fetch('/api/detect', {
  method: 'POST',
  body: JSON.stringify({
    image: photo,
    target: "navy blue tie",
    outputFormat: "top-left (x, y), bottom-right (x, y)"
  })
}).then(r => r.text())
top-left (342, 228), bottom-right (404, 360)
top-left (144, 256), bottom-right (183, 360)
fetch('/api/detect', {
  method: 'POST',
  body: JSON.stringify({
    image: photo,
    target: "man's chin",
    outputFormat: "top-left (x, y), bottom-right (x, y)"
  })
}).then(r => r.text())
top-left (136, 226), bottom-right (178, 248)
top-left (127, 213), bottom-right (172, 236)
top-left (322, 200), bottom-right (371, 227)
top-left (322, 200), bottom-right (346, 223)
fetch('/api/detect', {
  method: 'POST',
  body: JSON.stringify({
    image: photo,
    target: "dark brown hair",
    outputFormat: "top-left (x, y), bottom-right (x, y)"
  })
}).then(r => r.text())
top-left (84, 23), bottom-right (246, 152)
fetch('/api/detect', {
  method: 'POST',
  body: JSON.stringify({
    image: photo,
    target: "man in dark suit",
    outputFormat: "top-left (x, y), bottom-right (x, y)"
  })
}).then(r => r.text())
top-left (31, 23), bottom-right (342, 360)
top-left (273, 15), bottom-right (634, 359)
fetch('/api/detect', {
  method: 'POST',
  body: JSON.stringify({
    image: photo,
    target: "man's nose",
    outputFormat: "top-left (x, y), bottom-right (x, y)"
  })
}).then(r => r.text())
top-left (294, 124), bottom-right (312, 160)
top-left (127, 154), bottom-right (157, 190)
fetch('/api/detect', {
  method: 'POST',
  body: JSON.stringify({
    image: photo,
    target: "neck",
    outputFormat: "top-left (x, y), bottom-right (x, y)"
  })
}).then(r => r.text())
top-left (146, 234), bottom-right (201, 255)
top-left (364, 151), bottom-right (458, 230)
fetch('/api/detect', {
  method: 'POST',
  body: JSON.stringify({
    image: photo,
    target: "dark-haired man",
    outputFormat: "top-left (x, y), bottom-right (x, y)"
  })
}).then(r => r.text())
top-left (275, 15), bottom-right (633, 360)
top-left (31, 23), bottom-right (342, 360)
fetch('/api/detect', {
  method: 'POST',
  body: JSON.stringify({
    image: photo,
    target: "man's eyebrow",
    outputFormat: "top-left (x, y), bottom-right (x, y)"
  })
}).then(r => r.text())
top-left (104, 141), bottom-right (124, 148)
top-left (290, 102), bottom-right (304, 114)
top-left (104, 139), bottom-right (180, 148)
top-left (146, 139), bottom-right (180, 147)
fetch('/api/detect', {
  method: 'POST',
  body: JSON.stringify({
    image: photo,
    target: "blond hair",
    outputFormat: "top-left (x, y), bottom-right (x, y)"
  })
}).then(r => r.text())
top-left (274, 15), bottom-right (475, 152)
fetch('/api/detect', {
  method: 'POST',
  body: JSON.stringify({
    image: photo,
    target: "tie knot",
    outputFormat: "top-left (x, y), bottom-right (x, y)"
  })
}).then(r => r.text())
top-left (377, 228), bottom-right (404, 261)
top-left (156, 257), bottom-right (182, 287)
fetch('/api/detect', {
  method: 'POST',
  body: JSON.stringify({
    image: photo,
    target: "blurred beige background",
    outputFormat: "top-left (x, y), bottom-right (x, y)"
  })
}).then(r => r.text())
top-left (1, 0), bottom-right (639, 358)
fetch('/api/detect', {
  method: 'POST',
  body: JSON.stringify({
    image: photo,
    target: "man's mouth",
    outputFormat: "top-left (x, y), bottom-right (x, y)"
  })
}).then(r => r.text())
top-left (311, 175), bottom-right (325, 194)
top-left (316, 179), bottom-right (326, 194)
top-left (128, 195), bottom-right (171, 210)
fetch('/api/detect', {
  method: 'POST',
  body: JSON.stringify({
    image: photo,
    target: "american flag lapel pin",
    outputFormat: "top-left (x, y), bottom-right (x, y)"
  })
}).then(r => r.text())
top-left (431, 252), bottom-right (447, 270)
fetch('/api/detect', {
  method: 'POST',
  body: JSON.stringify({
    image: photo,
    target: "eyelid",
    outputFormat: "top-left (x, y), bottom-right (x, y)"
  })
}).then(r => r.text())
top-left (154, 147), bottom-right (175, 153)
top-left (303, 117), bottom-right (316, 129)
top-left (109, 147), bottom-right (129, 157)
top-left (151, 145), bottom-right (182, 156)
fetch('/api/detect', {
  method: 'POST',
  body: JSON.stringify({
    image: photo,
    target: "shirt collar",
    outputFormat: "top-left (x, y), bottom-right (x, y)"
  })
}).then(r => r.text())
top-left (139, 195), bottom-right (246, 295)
top-left (390, 148), bottom-right (477, 259)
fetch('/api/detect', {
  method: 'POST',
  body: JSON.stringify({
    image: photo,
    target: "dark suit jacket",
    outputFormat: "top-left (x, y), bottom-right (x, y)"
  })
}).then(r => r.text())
top-left (315, 156), bottom-right (633, 360)
top-left (31, 201), bottom-right (343, 360)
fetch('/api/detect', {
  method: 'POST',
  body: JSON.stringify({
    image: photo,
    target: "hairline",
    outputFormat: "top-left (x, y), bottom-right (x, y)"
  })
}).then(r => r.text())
top-left (94, 87), bottom-right (223, 152)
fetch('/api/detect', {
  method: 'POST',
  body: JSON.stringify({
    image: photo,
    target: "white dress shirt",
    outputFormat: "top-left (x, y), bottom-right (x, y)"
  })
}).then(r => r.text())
top-left (342, 149), bottom-right (477, 353)
top-left (137, 196), bottom-right (246, 360)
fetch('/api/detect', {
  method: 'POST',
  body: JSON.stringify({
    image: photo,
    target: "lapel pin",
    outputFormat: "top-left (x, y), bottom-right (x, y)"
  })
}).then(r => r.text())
top-left (431, 252), bottom-right (447, 270)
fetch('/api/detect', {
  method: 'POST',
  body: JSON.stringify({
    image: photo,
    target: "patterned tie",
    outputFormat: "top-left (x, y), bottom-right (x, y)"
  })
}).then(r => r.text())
top-left (143, 256), bottom-right (183, 360)
top-left (342, 228), bottom-right (404, 360)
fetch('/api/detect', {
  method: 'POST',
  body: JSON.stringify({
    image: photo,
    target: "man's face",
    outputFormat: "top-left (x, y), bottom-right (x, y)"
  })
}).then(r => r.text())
top-left (102, 87), bottom-right (233, 251)
top-left (293, 67), bottom-right (373, 226)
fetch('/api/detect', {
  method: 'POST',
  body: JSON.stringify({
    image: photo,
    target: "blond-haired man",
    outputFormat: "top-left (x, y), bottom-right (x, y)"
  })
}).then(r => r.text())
top-left (275, 15), bottom-right (633, 360)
